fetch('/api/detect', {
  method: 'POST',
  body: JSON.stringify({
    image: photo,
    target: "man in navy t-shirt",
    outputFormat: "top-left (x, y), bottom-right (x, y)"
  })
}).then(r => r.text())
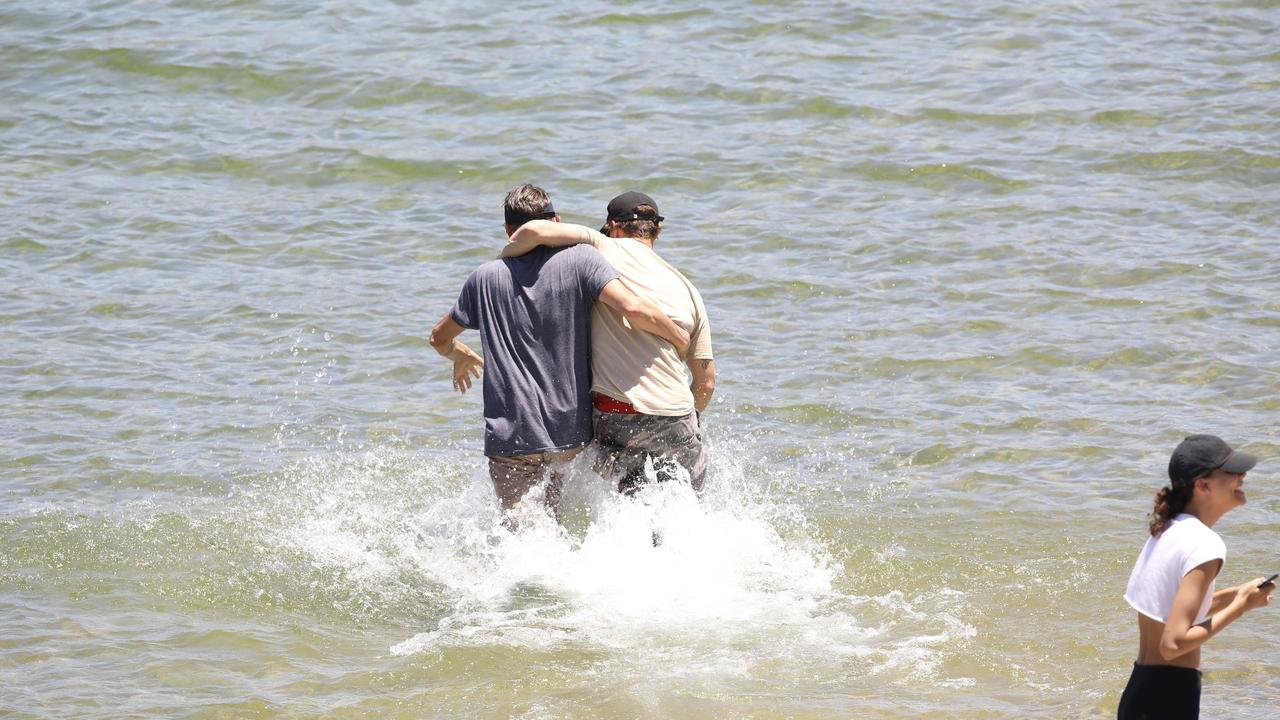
top-left (429, 184), bottom-right (688, 527)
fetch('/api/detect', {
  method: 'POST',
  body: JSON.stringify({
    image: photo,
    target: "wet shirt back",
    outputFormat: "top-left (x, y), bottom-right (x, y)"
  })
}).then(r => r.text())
top-left (450, 244), bottom-right (618, 456)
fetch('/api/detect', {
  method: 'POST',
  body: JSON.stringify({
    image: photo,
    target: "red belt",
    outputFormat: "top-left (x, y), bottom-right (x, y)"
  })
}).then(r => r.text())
top-left (592, 393), bottom-right (641, 414)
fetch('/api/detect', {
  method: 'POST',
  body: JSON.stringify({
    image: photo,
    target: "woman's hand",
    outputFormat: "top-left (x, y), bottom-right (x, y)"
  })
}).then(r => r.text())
top-left (1235, 577), bottom-right (1274, 612)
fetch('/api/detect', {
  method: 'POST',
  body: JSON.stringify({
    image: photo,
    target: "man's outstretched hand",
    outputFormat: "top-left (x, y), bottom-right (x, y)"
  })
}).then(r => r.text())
top-left (451, 343), bottom-right (484, 393)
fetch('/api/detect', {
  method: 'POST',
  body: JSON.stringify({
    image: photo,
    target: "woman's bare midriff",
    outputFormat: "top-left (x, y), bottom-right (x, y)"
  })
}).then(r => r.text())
top-left (1135, 613), bottom-right (1200, 669)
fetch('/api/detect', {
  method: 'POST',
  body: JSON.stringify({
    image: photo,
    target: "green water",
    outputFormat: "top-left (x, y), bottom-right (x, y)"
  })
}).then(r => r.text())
top-left (2, 1), bottom-right (1279, 717)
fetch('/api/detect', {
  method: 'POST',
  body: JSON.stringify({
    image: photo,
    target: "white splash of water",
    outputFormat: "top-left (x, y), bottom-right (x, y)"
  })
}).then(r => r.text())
top-left (260, 443), bottom-right (974, 685)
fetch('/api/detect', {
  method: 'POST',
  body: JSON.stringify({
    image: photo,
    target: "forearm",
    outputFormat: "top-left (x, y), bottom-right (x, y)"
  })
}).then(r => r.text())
top-left (1161, 599), bottom-right (1248, 661)
top-left (430, 334), bottom-right (458, 357)
top-left (691, 380), bottom-right (714, 412)
top-left (435, 338), bottom-right (472, 359)
top-left (597, 280), bottom-right (689, 355)
top-left (502, 221), bottom-right (593, 258)
top-left (622, 302), bottom-right (689, 356)
top-left (1209, 587), bottom-right (1237, 614)
top-left (689, 358), bottom-right (715, 412)
top-left (429, 313), bottom-right (465, 357)
top-left (430, 334), bottom-right (459, 357)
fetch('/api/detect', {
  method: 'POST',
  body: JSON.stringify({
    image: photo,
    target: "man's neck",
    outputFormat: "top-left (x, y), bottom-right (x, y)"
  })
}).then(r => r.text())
top-left (612, 232), bottom-right (655, 249)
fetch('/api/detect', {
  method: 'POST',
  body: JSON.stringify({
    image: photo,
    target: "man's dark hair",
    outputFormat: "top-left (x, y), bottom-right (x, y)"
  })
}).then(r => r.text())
top-left (611, 204), bottom-right (662, 241)
top-left (503, 184), bottom-right (555, 226)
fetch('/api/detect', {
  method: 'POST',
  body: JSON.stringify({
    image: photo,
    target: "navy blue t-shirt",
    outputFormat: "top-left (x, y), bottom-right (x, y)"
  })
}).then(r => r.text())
top-left (451, 244), bottom-right (618, 456)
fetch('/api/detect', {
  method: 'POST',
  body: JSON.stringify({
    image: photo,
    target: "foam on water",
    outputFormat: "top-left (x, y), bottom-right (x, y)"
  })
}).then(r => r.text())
top-left (245, 442), bottom-right (975, 686)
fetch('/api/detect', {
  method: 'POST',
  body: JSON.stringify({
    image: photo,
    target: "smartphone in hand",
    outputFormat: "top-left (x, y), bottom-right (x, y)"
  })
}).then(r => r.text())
top-left (1258, 574), bottom-right (1278, 589)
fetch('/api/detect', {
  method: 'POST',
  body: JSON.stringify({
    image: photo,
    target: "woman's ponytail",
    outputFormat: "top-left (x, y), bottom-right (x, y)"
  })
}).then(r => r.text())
top-left (1149, 482), bottom-right (1194, 536)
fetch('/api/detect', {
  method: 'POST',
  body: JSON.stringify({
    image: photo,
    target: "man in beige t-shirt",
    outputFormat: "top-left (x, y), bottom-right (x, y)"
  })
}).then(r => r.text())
top-left (501, 192), bottom-right (716, 492)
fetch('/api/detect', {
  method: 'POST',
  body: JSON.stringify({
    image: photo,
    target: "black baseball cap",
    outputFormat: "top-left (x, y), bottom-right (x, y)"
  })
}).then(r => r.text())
top-left (1168, 434), bottom-right (1258, 486)
top-left (604, 191), bottom-right (664, 223)
top-left (504, 200), bottom-right (556, 227)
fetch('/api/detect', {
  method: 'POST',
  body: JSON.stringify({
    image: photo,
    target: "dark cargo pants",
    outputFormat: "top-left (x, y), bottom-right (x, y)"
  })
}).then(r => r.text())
top-left (591, 409), bottom-right (706, 494)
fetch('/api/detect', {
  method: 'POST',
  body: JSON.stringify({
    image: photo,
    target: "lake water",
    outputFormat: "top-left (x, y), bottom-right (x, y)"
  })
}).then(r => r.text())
top-left (3, 1), bottom-right (1279, 717)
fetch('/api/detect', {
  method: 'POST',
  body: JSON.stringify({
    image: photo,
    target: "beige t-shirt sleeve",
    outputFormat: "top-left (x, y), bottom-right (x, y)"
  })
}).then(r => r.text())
top-left (582, 226), bottom-right (608, 248)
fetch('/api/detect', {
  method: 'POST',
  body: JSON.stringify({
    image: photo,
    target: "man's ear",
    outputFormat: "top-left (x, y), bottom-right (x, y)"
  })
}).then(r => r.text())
top-left (504, 223), bottom-right (517, 237)
top-left (552, 214), bottom-right (562, 223)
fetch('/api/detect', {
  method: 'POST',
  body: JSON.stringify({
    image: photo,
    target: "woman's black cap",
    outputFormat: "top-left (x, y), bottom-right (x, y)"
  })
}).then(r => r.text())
top-left (1168, 434), bottom-right (1258, 486)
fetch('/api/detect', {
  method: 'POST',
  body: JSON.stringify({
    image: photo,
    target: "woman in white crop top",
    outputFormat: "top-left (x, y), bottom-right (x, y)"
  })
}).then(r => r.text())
top-left (1118, 434), bottom-right (1269, 720)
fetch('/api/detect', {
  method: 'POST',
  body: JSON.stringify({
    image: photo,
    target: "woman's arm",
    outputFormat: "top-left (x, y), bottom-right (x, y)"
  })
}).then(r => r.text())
top-left (1208, 585), bottom-right (1239, 614)
top-left (1159, 561), bottom-right (1271, 661)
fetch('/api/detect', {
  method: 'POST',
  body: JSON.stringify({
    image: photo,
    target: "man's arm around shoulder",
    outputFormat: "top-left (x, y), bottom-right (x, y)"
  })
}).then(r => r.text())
top-left (502, 221), bottom-right (603, 258)
top-left (596, 280), bottom-right (690, 357)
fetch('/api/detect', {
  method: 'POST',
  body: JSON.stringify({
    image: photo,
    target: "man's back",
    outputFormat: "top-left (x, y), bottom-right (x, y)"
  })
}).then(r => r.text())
top-left (491, 207), bottom-right (716, 494)
top-left (589, 235), bottom-right (713, 416)
top-left (450, 244), bottom-right (617, 456)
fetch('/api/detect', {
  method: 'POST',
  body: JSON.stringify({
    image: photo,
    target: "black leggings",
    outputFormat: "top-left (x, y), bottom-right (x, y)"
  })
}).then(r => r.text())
top-left (1117, 663), bottom-right (1202, 720)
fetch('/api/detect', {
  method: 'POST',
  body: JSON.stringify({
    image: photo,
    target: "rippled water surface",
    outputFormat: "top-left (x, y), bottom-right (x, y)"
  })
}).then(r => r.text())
top-left (3, 1), bottom-right (1280, 717)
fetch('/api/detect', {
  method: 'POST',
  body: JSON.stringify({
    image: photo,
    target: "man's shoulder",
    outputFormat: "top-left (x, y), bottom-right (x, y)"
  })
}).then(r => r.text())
top-left (664, 261), bottom-right (700, 290)
top-left (497, 244), bottom-right (601, 266)
top-left (642, 252), bottom-right (710, 318)
top-left (466, 257), bottom-right (510, 282)
top-left (473, 246), bottom-right (613, 288)
top-left (549, 243), bottom-right (605, 260)
top-left (544, 243), bottom-right (611, 273)
top-left (630, 246), bottom-right (701, 291)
